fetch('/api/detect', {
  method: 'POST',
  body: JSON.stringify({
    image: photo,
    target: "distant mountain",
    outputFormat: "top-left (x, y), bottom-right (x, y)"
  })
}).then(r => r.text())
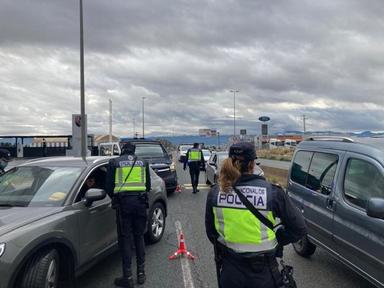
top-left (351, 130), bottom-right (384, 137)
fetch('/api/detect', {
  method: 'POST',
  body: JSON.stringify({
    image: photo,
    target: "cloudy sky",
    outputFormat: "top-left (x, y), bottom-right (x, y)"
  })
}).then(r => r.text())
top-left (1, 0), bottom-right (384, 137)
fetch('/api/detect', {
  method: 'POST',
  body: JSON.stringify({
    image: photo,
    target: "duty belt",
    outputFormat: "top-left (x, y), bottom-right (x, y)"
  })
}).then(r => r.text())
top-left (221, 245), bottom-right (275, 264)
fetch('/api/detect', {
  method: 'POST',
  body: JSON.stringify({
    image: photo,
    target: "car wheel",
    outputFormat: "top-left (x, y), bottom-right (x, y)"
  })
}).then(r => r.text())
top-left (145, 202), bottom-right (166, 244)
top-left (20, 249), bottom-right (60, 288)
top-left (213, 175), bottom-right (217, 184)
top-left (292, 235), bottom-right (316, 257)
top-left (206, 175), bottom-right (211, 185)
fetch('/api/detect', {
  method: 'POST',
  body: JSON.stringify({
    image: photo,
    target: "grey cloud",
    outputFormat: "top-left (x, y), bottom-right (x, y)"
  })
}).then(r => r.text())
top-left (1, 0), bottom-right (384, 136)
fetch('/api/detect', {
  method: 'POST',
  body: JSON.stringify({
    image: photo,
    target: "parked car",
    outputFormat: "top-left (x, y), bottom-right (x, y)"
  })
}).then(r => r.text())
top-left (98, 142), bottom-right (121, 156)
top-left (205, 151), bottom-right (263, 185)
top-left (177, 144), bottom-right (193, 162)
top-left (287, 137), bottom-right (384, 288)
top-left (201, 149), bottom-right (211, 170)
top-left (121, 139), bottom-right (178, 193)
top-left (0, 156), bottom-right (167, 288)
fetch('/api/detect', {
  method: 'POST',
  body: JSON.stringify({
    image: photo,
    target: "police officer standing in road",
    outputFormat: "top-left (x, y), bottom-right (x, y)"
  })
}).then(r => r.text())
top-left (205, 142), bottom-right (307, 288)
top-left (0, 148), bottom-right (12, 175)
top-left (106, 143), bottom-right (151, 288)
top-left (183, 143), bottom-right (205, 193)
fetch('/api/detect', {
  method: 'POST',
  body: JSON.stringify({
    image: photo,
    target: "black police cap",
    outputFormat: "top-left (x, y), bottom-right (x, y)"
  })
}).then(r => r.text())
top-left (0, 148), bottom-right (11, 161)
top-left (229, 142), bottom-right (257, 161)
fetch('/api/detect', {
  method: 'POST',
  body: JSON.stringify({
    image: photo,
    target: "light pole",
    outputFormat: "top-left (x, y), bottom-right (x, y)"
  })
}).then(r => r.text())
top-left (230, 89), bottom-right (239, 137)
top-left (108, 99), bottom-right (112, 142)
top-left (79, 0), bottom-right (86, 159)
top-left (142, 97), bottom-right (146, 138)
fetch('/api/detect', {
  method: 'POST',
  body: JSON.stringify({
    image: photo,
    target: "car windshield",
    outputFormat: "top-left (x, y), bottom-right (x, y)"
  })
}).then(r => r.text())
top-left (203, 150), bottom-right (211, 156)
top-left (134, 144), bottom-right (165, 157)
top-left (0, 166), bottom-right (82, 207)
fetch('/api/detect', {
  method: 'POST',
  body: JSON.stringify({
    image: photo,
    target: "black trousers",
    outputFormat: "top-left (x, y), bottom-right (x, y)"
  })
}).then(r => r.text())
top-left (188, 162), bottom-right (200, 190)
top-left (116, 195), bottom-right (148, 274)
top-left (220, 255), bottom-right (282, 288)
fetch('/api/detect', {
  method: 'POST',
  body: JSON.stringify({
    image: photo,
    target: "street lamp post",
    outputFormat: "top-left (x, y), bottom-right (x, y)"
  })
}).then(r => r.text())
top-left (230, 89), bottom-right (239, 137)
top-left (142, 97), bottom-right (146, 138)
top-left (79, 0), bottom-right (86, 159)
top-left (108, 99), bottom-right (112, 143)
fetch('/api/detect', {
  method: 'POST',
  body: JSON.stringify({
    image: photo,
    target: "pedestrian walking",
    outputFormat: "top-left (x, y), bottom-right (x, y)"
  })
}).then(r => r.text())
top-left (183, 143), bottom-right (205, 193)
top-left (205, 142), bottom-right (307, 288)
top-left (0, 148), bottom-right (12, 175)
top-left (106, 143), bottom-right (151, 288)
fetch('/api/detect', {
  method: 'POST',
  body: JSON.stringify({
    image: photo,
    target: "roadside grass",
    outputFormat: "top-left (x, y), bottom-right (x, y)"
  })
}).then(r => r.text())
top-left (257, 148), bottom-right (294, 161)
top-left (260, 165), bottom-right (289, 189)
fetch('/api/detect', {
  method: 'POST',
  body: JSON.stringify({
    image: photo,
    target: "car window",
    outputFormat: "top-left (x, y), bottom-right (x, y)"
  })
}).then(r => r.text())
top-left (75, 165), bottom-right (108, 202)
top-left (344, 158), bottom-right (384, 209)
top-left (0, 166), bottom-right (82, 207)
top-left (99, 145), bottom-right (112, 156)
top-left (290, 151), bottom-right (313, 186)
top-left (306, 152), bottom-right (338, 194)
top-left (134, 144), bottom-right (165, 157)
top-left (217, 153), bottom-right (227, 166)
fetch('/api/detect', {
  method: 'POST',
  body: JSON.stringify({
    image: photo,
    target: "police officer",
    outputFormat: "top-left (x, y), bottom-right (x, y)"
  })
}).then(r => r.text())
top-left (183, 143), bottom-right (205, 193)
top-left (106, 143), bottom-right (151, 288)
top-left (0, 148), bottom-right (12, 175)
top-left (205, 142), bottom-right (306, 288)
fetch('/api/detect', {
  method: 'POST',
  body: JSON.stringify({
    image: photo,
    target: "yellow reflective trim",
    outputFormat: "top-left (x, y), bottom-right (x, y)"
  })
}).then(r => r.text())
top-left (115, 186), bottom-right (146, 192)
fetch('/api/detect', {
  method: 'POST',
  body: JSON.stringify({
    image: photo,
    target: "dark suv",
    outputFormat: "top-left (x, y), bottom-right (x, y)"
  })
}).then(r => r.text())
top-left (287, 137), bottom-right (384, 288)
top-left (121, 139), bottom-right (178, 193)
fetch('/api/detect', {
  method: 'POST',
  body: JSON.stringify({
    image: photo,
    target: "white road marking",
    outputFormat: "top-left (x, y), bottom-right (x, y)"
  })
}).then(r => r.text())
top-left (175, 220), bottom-right (195, 288)
top-left (183, 184), bottom-right (210, 189)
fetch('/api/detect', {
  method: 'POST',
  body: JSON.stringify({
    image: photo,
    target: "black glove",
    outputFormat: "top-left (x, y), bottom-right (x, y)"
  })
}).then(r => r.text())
top-left (275, 226), bottom-right (290, 246)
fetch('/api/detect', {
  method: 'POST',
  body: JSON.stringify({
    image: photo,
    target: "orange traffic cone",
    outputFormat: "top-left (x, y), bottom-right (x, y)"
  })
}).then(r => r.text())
top-left (175, 184), bottom-right (182, 193)
top-left (168, 232), bottom-right (196, 260)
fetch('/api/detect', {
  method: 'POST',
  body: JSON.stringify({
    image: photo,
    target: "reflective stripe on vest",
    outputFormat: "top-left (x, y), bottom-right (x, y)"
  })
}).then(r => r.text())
top-left (114, 165), bottom-right (146, 193)
top-left (213, 206), bottom-right (277, 253)
top-left (189, 149), bottom-right (201, 161)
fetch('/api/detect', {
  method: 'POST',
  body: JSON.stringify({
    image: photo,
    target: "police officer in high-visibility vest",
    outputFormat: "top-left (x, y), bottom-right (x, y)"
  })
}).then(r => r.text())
top-left (205, 142), bottom-right (306, 288)
top-left (183, 143), bottom-right (205, 193)
top-left (0, 148), bottom-right (11, 175)
top-left (106, 143), bottom-right (151, 288)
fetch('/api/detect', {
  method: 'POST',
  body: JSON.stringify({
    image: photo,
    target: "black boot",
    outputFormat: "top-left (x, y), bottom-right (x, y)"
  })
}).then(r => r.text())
top-left (114, 269), bottom-right (134, 288)
top-left (192, 185), bottom-right (197, 194)
top-left (137, 263), bottom-right (146, 285)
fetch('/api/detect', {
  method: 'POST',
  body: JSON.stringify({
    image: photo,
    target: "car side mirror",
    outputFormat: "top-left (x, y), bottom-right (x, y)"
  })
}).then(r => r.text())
top-left (84, 188), bottom-right (106, 207)
top-left (366, 198), bottom-right (384, 219)
top-left (320, 185), bottom-right (332, 195)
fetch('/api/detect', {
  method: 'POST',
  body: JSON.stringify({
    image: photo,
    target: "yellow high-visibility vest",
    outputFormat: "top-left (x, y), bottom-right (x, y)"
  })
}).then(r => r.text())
top-left (189, 149), bottom-right (201, 161)
top-left (114, 165), bottom-right (146, 193)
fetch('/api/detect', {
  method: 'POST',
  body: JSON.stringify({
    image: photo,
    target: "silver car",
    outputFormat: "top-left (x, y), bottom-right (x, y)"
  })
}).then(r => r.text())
top-left (0, 156), bottom-right (167, 288)
top-left (205, 151), bottom-right (264, 185)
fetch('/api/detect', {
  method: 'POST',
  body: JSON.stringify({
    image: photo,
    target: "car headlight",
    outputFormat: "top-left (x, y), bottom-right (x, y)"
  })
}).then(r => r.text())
top-left (170, 162), bottom-right (176, 171)
top-left (0, 243), bottom-right (5, 257)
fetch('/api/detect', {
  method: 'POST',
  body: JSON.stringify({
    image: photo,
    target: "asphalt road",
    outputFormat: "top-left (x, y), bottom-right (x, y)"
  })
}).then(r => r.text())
top-left (77, 161), bottom-right (375, 288)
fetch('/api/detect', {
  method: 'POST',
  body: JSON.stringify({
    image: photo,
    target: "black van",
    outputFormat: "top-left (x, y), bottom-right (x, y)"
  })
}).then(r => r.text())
top-left (120, 139), bottom-right (178, 193)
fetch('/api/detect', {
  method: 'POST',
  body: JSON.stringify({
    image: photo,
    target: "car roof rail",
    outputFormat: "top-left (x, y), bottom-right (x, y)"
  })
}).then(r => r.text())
top-left (304, 136), bottom-right (354, 143)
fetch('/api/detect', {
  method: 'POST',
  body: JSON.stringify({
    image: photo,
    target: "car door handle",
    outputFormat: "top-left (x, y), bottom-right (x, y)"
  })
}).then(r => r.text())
top-left (326, 198), bottom-right (335, 211)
